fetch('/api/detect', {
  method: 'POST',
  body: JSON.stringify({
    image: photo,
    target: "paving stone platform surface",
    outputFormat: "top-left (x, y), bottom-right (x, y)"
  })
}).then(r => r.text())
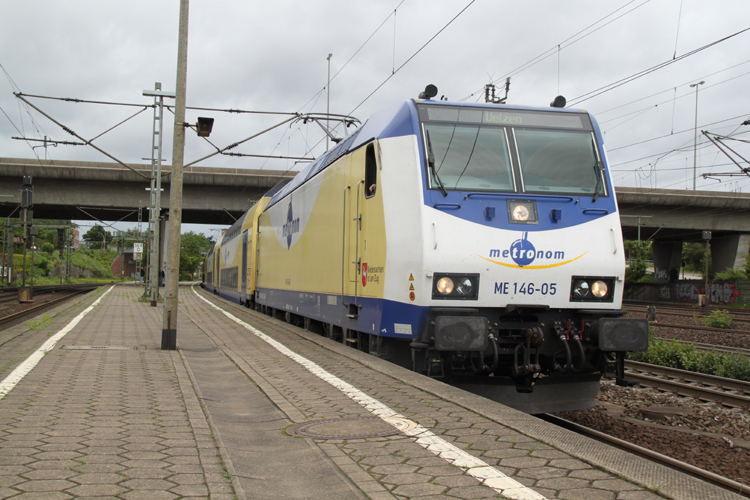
top-left (0, 284), bottom-right (742, 500)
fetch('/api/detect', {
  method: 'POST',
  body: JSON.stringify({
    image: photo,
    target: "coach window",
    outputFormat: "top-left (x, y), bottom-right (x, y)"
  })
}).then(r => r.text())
top-left (365, 143), bottom-right (378, 198)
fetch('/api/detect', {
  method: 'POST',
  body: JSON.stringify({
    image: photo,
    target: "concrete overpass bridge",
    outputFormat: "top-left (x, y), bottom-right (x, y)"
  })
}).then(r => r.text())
top-left (616, 187), bottom-right (750, 281)
top-left (0, 157), bottom-right (295, 225)
top-left (1, 158), bottom-right (748, 278)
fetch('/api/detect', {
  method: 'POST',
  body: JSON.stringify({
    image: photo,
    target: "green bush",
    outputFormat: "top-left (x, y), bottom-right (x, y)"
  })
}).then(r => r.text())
top-left (625, 258), bottom-right (647, 282)
top-left (70, 251), bottom-right (113, 279)
top-left (700, 309), bottom-right (732, 329)
top-left (41, 242), bottom-right (55, 253)
top-left (629, 336), bottom-right (750, 382)
top-left (714, 267), bottom-right (748, 281)
top-left (716, 353), bottom-right (750, 381)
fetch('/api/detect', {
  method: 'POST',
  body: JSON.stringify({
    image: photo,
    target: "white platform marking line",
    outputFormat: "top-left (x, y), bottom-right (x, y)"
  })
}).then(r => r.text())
top-left (0, 285), bottom-right (115, 400)
top-left (194, 290), bottom-right (546, 500)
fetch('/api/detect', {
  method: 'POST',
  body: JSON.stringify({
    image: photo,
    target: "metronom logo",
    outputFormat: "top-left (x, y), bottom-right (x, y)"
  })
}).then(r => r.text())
top-left (480, 232), bottom-right (586, 269)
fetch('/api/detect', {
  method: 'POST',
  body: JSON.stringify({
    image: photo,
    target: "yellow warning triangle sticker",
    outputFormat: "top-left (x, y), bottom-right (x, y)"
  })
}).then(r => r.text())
top-left (409, 273), bottom-right (414, 281)
top-left (409, 284), bottom-right (414, 291)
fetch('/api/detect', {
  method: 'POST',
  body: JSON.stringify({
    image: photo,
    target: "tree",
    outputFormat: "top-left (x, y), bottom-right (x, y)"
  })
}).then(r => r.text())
top-left (624, 240), bottom-right (652, 282)
top-left (682, 242), bottom-right (712, 278)
top-left (179, 232), bottom-right (211, 279)
top-left (83, 225), bottom-right (113, 249)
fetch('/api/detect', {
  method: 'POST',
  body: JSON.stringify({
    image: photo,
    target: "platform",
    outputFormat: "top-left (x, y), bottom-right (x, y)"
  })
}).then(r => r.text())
top-left (0, 284), bottom-right (742, 499)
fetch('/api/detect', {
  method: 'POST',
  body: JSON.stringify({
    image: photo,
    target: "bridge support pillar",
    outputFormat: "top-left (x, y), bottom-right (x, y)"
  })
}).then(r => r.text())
top-left (652, 241), bottom-right (682, 283)
top-left (711, 233), bottom-right (750, 275)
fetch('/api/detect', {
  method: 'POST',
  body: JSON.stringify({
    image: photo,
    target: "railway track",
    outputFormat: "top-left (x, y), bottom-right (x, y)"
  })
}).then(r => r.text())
top-left (0, 285), bottom-right (101, 328)
top-left (649, 321), bottom-right (750, 336)
top-left (542, 413), bottom-right (750, 497)
top-left (624, 360), bottom-right (750, 409)
top-left (624, 301), bottom-right (750, 323)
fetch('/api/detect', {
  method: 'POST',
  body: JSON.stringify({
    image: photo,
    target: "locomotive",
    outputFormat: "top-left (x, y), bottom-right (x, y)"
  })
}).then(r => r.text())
top-left (203, 86), bottom-right (648, 414)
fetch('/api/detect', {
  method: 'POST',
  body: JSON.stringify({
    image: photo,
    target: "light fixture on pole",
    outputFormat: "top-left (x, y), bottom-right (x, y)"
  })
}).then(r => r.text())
top-left (196, 117), bottom-right (214, 137)
top-left (690, 80), bottom-right (705, 191)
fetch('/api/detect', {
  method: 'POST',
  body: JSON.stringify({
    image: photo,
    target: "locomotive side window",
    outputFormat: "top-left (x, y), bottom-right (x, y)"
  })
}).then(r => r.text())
top-left (365, 143), bottom-right (377, 198)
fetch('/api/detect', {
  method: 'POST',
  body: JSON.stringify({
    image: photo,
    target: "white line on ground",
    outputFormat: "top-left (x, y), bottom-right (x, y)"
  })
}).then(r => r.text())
top-left (0, 286), bottom-right (114, 400)
top-left (194, 289), bottom-right (545, 500)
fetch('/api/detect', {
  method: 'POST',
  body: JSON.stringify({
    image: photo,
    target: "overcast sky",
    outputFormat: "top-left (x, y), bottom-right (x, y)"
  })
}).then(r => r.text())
top-left (1, 0), bottom-right (749, 236)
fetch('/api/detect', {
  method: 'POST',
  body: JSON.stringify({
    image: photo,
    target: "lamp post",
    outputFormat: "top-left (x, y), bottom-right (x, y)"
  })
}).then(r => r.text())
top-left (690, 80), bottom-right (705, 191)
top-left (161, 0), bottom-right (189, 351)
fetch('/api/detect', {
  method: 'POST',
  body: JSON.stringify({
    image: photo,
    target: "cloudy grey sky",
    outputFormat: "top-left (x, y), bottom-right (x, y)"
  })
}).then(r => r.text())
top-left (1, 0), bottom-right (749, 235)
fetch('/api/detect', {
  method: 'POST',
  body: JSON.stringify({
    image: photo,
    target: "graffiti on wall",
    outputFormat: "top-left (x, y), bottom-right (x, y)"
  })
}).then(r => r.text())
top-left (675, 283), bottom-right (699, 303)
top-left (674, 281), bottom-right (741, 304)
top-left (708, 281), bottom-right (740, 305)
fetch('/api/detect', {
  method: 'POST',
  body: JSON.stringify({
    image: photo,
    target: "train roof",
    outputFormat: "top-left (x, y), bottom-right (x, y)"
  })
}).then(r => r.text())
top-left (266, 98), bottom-right (593, 209)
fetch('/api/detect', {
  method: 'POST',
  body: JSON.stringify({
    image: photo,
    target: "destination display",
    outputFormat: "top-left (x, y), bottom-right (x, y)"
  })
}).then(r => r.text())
top-left (419, 104), bottom-right (591, 130)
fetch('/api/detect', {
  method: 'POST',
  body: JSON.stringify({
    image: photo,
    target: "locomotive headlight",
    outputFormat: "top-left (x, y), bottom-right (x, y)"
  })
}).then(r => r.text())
top-left (436, 277), bottom-right (454, 295)
top-left (433, 274), bottom-right (479, 300)
top-left (512, 204), bottom-right (529, 221)
top-left (507, 200), bottom-right (538, 224)
top-left (572, 280), bottom-right (590, 298)
top-left (591, 280), bottom-right (608, 298)
top-left (455, 277), bottom-right (474, 296)
top-left (570, 277), bottom-right (614, 302)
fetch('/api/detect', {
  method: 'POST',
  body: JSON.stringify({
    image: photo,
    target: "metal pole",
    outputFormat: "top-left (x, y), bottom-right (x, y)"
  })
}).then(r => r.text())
top-left (30, 236), bottom-right (34, 287)
top-left (161, 0), bottom-right (189, 350)
top-left (326, 53), bottom-right (332, 151)
top-left (21, 210), bottom-right (27, 288)
top-left (143, 82), bottom-right (174, 306)
top-left (705, 240), bottom-right (710, 301)
top-left (0, 219), bottom-right (5, 285)
top-left (690, 81), bottom-right (704, 191)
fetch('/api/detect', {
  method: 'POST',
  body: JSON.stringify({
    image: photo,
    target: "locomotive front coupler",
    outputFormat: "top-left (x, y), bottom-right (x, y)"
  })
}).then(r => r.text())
top-left (512, 327), bottom-right (543, 377)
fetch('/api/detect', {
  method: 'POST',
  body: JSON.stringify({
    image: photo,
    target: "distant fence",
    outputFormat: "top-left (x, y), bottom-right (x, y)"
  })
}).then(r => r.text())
top-left (626, 280), bottom-right (750, 306)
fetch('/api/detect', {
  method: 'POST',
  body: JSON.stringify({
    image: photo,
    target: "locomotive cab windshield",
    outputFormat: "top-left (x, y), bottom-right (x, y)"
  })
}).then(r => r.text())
top-left (418, 104), bottom-right (608, 198)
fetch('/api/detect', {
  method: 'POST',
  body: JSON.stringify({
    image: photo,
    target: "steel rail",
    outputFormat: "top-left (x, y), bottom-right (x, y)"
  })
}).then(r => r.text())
top-left (542, 413), bottom-right (750, 498)
top-left (625, 303), bottom-right (750, 321)
top-left (0, 288), bottom-right (94, 328)
top-left (624, 360), bottom-right (750, 408)
top-left (623, 300), bottom-right (750, 318)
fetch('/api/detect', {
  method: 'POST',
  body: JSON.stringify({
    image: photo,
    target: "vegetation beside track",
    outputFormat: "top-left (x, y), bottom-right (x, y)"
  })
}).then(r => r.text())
top-left (629, 333), bottom-right (750, 382)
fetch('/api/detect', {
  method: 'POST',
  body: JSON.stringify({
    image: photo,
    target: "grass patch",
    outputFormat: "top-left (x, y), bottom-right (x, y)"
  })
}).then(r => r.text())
top-left (27, 313), bottom-right (53, 330)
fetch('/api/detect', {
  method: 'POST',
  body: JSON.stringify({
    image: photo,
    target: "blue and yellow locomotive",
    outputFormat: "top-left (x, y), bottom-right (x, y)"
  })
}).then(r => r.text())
top-left (203, 87), bottom-right (648, 414)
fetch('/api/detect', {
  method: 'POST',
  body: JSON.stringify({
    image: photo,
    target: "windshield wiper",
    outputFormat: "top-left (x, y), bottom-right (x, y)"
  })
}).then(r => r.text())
top-left (592, 160), bottom-right (604, 202)
top-left (425, 130), bottom-right (448, 196)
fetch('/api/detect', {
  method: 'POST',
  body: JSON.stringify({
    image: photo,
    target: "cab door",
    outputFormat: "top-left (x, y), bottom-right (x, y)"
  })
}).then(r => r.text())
top-left (241, 230), bottom-right (248, 302)
top-left (343, 142), bottom-right (381, 314)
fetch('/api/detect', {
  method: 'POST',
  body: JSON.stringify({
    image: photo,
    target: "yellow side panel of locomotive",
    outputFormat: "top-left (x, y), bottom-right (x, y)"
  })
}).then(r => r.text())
top-left (256, 142), bottom-right (387, 298)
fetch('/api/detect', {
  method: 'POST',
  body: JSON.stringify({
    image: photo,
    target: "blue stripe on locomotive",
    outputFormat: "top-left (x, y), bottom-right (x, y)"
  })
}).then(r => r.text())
top-left (256, 287), bottom-right (429, 339)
